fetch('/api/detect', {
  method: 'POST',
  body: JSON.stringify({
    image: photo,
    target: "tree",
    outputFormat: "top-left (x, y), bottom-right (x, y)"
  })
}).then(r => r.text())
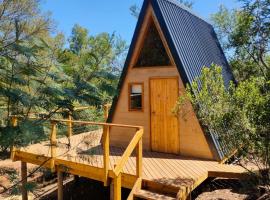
top-left (130, 0), bottom-right (194, 18)
top-left (57, 24), bottom-right (127, 106)
top-left (0, 0), bottom-right (67, 151)
top-left (211, 0), bottom-right (270, 81)
top-left (175, 65), bottom-right (270, 191)
top-left (69, 24), bottom-right (88, 54)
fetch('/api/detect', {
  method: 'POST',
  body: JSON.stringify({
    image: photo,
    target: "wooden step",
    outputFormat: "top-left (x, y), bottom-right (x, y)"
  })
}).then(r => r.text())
top-left (142, 180), bottom-right (179, 196)
top-left (134, 189), bottom-right (176, 200)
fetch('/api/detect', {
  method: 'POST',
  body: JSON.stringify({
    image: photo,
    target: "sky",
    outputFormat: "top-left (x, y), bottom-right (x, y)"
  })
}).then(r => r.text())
top-left (41, 0), bottom-right (240, 44)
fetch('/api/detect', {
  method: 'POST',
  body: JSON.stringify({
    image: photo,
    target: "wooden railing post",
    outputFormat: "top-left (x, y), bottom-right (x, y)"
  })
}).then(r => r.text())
top-left (57, 170), bottom-right (63, 200)
top-left (50, 121), bottom-right (57, 171)
top-left (21, 161), bottom-right (28, 200)
top-left (113, 173), bottom-right (121, 200)
top-left (103, 125), bottom-right (110, 186)
top-left (136, 134), bottom-right (142, 178)
top-left (67, 112), bottom-right (72, 137)
top-left (10, 116), bottom-right (18, 160)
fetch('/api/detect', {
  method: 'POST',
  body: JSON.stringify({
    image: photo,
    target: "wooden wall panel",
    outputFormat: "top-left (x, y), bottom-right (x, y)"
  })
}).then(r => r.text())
top-left (178, 78), bottom-right (214, 159)
top-left (110, 66), bottom-right (214, 160)
top-left (110, 67), bottom-right (178, 150)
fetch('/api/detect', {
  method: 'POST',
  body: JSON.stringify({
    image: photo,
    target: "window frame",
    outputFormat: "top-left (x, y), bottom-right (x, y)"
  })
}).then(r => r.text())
top-left (128, 82), bottom-right (144, 112)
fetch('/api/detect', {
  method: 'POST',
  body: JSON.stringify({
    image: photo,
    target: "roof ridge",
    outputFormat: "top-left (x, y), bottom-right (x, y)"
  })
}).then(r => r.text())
top-left (158, 0), bottom-right (211, 25)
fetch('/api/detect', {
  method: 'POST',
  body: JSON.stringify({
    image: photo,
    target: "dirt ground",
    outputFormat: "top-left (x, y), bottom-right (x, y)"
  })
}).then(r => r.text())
top-left (193, 178), bottom-right (260, 200)
top-left (0, 159), bottom-right (40, 200)
top-left (195, 189), bottom-right (249, 200)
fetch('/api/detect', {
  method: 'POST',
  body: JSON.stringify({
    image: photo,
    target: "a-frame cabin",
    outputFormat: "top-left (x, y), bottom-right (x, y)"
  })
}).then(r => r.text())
top-left (108, 0), bottom-right (233, 161)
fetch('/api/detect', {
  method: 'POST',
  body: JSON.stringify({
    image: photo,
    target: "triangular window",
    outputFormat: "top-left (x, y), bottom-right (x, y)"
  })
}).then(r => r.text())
top-left (135, 20), bottom-right (172, 67)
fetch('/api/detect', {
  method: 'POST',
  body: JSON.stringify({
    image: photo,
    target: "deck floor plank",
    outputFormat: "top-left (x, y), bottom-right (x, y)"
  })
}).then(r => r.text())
top-left (147, 151), bottom-right (180, 179)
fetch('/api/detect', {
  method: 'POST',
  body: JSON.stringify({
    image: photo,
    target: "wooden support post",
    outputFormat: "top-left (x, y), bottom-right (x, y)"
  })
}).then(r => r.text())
top-left (136, 138), bottom-right (142, 178)
top-left (110, 180), bottom-right (114, 200)
top-left (21, 161), bottom-right (28, 200)
top-left (67, 113), bottom-right (72, 137)
top-left (10, 116), bottom-right (18, 160)
top-left (57, 170), bottom-right (63, 200)
top-left (103, 125), bottom-right (110, 186)
top-left (50, 121), bottom-right (57, 171)
top-left (113, 173), bottom-right (121, 200)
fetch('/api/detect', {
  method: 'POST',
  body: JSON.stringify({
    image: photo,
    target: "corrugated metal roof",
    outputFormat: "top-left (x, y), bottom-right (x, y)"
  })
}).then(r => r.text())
top-left (108, 0), bottom-right (235, 160)
top-left (152, 0), bottom-right (234, 87)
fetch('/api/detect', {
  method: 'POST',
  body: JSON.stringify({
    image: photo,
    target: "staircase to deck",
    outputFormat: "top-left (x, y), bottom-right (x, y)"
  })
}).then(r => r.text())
top-left (127, 178), bottom-right (180, 200)
top-left (134, 180), bottom-right (179, 200)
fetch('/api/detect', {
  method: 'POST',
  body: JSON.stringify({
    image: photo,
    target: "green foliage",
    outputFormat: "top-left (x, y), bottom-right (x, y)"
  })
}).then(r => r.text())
top-left (130, 4), bottom-right (140, 18)
top-left (0, 2), bottom-right (127, 152)
top-left (211, 0), bottom-right (270, 81)
top-left (0, 120), bottom-right (48, 151)
top-left (57, 24), bottom-right (127, 106)
top-left (205, 1), bottom-right (270, 187)
top-left (71, 107), bottom-right (104, 134)
top-left (69, 24), bottom-right (89, 54)
top-left (176, 64), bottom-right (270, 184)
top-left (178, 0), bottom-right (194, 9)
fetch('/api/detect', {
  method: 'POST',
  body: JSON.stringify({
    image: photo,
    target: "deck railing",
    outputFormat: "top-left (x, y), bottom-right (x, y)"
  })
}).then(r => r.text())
top-left (10, 106), bottom-right (143, 200)
top-left (49, 119), bottom-right (143, 200)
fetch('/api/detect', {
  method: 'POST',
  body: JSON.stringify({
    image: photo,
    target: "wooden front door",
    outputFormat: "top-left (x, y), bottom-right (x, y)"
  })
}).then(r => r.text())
top-left (150, 78), bottom-right (179, 154)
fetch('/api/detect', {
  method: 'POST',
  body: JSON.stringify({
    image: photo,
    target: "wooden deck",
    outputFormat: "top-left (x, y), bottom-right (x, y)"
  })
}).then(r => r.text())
top-left (12, 130), bottom-right (247, 199)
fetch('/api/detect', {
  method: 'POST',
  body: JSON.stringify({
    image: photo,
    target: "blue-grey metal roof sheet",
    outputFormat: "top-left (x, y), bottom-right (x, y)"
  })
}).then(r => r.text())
top-left (152, 0), bottom-right (234, 87)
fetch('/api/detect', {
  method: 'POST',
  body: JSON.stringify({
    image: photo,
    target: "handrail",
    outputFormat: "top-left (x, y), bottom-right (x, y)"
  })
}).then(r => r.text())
top-left (9, 115), bottom-right (142, 130)
top-left (113, 129), bottom-right (143, 177)
top-left (51, 119), bottom-right (143, 129)
top-left (111, 128), bottom-right (143, 200)
top-left (127, 178), bottom-right (142, 200)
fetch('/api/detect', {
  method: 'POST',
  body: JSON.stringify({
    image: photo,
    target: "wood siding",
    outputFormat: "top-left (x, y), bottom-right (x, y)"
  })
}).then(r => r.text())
top-left (110, 66), bottom-right (214, 160)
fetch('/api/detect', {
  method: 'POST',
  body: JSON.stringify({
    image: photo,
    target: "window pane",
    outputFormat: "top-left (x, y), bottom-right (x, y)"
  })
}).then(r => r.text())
top-left (131, 94), bottom-right (142, 109)
top-left (135, 21), bottom-right (171, 67)
top-left (131, 84), bottom-right (142, 93)
top-left (130, 84), bottom-right (143, 110)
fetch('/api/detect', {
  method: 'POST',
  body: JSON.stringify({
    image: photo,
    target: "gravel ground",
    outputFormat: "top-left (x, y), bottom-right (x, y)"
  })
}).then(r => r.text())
top-left (196, 189), bottom-right (249, 200)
